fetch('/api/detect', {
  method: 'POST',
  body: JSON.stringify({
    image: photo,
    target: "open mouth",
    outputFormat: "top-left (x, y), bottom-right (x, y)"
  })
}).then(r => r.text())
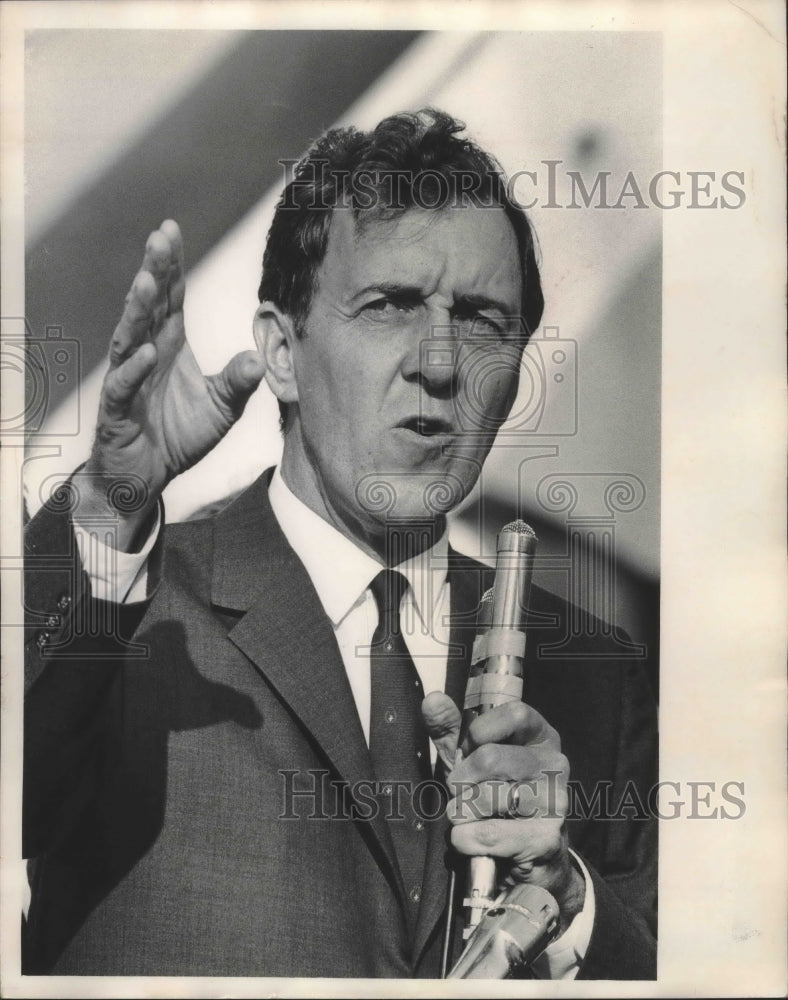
top-left (399, 416), bottom-right (454, 437)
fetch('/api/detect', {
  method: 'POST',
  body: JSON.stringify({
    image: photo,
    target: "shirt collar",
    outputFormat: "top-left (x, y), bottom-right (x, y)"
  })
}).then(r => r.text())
top-left (268, 467), bottom-right (449, 627)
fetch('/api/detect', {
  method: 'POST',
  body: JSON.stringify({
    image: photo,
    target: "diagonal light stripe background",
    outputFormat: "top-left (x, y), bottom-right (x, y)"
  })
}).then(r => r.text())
top-left (23, 29), bottom-right (661, 668)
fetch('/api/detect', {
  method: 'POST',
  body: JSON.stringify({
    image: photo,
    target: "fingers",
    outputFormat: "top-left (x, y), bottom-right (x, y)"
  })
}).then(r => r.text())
top-left (448, 772), bottom-right (569, 824)
top-left (451, 815), bottom-right (564, 863)
top-left (422, 691), bottom-right (461, 771)
top-left (141, 227), bottom-right (175, 285)
top-left (137, 227), bottom-right (176, 333)
top-left (205, 350), bottom-right (266, 420)
top-left (101, 342), bottom-right (158, 420)
top-left (453, 819), bottom-right (580, 921)
top-left (466, 700), bottom-right (560, 754)
top-left (447, 745), bottom-right (569, 825)
top-left (160, 219), bottom-right (185, 313)
top-left (109, 222), bottom-right (183, 370)
top-left (444, 708), bottom-right (569, 826)
top-left (109, 270), bottom-right (158, 368)
top-left (451, 741), bottom-right (567, 786)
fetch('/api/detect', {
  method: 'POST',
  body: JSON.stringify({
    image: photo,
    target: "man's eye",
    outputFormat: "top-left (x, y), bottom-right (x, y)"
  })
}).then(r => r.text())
top-left (457, 313), bottom-right (505, 337)
top-left (475, 315), bottom-right (504, 334)
top-left (365, 298), bottom-right (409, 313)
top-left (361, 298), bottom-right (416, 320)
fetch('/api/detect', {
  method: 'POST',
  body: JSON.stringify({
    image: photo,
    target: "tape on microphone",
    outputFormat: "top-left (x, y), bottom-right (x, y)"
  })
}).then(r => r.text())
top-left (463, 673), bottom-right (523, 709)
top-left (470, 627), bottom-right (527, 665)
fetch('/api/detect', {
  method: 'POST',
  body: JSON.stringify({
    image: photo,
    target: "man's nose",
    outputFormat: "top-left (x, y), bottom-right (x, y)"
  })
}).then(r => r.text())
top-left (400, 319), bottom-right (459, 394)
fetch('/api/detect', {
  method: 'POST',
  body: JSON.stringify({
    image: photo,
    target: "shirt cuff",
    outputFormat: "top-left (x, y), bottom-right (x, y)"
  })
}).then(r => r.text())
top-left (73, 504), bottom-right (161, 604)
top-left (530, 849), bottom-right (595, 980)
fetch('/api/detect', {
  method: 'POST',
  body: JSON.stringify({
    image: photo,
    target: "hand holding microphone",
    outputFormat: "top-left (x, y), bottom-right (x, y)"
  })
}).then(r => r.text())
top-left (423, 521), bottom-right (585, 976)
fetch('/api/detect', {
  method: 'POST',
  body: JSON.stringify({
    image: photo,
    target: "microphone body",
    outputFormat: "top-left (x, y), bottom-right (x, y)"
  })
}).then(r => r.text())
top-left (459, 522), bottom-right (537, 738)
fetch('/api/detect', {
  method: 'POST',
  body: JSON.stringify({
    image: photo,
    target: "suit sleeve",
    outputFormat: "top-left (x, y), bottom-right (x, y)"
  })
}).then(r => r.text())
top-left (576, 657), bottom-right (658, 979)
top-left (23, 494), bottom-right (157, 857)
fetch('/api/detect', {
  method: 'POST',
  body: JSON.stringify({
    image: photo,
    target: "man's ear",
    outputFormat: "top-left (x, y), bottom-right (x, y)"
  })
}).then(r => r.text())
top-left (253, 302), bottom-right (299, 405)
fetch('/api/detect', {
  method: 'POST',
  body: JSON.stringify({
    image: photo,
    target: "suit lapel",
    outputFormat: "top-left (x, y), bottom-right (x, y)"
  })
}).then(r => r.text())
top-left (210, 471), bottom-right (404, 901)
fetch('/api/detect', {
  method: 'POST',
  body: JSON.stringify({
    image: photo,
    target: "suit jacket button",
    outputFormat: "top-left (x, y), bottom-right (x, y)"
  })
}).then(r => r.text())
top-left (57, 595), bottom-right (71, 611)
top-left (46, 615), bottom-right (59, 628)
top-left (36, 632), bottom-right (50, 649)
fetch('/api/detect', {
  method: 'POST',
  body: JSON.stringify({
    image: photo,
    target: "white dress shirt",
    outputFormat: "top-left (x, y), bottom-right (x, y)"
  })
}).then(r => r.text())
top-left (72, 467), bottom-right (593, 978)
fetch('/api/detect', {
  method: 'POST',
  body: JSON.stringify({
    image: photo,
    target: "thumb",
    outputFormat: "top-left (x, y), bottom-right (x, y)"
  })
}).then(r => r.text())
top-left (207, 350), bottom-right (266, 418)
top-left (422, 691), bottom-right (462, 772)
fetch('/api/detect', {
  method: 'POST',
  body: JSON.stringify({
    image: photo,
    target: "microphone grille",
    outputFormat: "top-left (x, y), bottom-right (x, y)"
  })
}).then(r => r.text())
top-left (502, 520), bottom-right (537, 538)
top-left (497, 519), bottom-right (538, 554)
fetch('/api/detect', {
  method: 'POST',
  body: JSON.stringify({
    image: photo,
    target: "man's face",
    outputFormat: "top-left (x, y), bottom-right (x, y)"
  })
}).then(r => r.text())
top-left (282, 203), bottom-right (524, 550)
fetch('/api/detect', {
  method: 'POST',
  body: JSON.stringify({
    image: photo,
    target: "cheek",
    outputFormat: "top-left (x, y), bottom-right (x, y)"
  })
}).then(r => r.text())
top-left (300, 367), bottom-right (379, 460)
top-left (457, 348), bottom-right (521, 425)
top-left (297, 349), bottom-right (354, 420)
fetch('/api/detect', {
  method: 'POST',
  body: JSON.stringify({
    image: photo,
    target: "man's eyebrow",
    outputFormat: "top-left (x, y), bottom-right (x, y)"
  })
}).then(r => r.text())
top-left (453, 293), bottom-right (518, 316)
top-left (349, 282), bottom-right (424, 304)
top-left (349, 285), bottom-right (517, 315)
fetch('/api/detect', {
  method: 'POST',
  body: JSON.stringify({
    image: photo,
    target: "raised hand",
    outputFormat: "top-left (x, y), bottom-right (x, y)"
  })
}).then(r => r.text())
top-left (78, 221), bottom-right (265, 549)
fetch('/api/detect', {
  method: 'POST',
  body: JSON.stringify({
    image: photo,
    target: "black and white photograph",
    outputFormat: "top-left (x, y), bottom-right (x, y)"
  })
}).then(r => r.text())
top-left (1, 2), bottom-right (784, 996)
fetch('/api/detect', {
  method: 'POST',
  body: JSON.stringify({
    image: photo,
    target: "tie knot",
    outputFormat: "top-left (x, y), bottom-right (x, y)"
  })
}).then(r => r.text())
top-left (369, 569), bottom-right (408, 619)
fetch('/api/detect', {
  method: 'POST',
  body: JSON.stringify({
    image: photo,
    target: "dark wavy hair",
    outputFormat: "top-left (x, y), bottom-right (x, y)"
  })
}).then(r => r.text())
top-left (258, 109), bottom-right (544, 422)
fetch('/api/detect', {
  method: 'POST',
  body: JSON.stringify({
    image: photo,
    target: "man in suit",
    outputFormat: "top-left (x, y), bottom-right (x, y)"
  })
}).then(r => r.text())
top-left (23, 109), bottom-right (657, 978)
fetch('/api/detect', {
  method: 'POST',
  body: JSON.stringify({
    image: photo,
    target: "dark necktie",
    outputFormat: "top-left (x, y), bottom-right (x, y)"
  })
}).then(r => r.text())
top-left (368, 570), bottom-right (432, 923)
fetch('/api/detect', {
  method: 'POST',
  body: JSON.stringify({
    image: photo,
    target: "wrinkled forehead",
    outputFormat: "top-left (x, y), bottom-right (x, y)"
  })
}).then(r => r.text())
top-left (319, 203), bottom-right (522, 298)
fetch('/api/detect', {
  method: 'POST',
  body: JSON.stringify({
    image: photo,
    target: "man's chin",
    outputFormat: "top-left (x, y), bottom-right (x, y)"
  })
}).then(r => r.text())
top-left (353, 469), bottom-right (472, 524)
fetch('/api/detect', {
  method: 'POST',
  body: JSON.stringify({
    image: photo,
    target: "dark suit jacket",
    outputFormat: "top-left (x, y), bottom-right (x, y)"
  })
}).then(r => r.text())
top-left (23, 470), bottom-right (657, 978)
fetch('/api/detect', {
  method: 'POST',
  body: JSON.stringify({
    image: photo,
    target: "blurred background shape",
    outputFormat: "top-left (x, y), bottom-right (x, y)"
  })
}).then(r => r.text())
top-left (23, 29), bottom-right (661, 692)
